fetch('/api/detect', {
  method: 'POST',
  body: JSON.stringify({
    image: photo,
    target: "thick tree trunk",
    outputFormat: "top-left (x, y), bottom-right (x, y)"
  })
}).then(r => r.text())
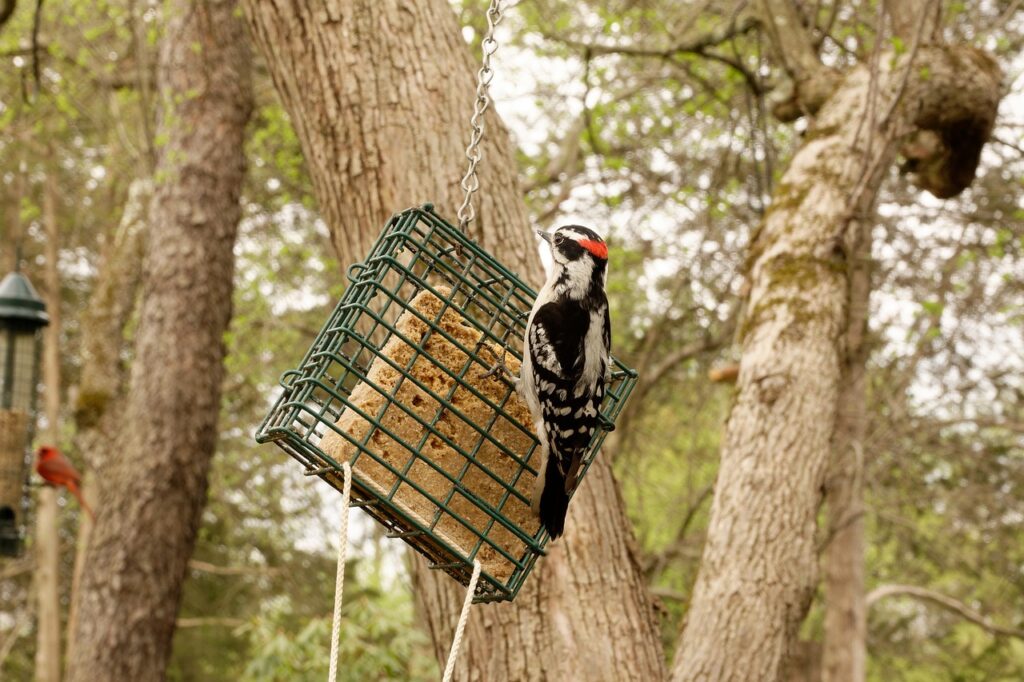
top-left (241, 2), bottom-right (666, 680)
top-left (413, 463), bottom-right (664, 681)
top-left (670, 47), bottom-right (1000, 682)
top-left (242, 0), bottom-right (540, 281)
top-left (64, 179), bottom-right (148, 664)
top-left (34, 167), bottom-right (62, 682)
top-left (65, 1), bottom-right (252, 679)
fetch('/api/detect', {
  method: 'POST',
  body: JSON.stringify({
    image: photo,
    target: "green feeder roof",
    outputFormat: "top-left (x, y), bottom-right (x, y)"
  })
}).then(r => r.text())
top-left (0, 272), bottom-right (49, 328)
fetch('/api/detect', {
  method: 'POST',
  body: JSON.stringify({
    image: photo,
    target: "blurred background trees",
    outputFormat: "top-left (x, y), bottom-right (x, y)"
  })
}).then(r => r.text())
top-left (1, 0), bottom-right (1022, 680)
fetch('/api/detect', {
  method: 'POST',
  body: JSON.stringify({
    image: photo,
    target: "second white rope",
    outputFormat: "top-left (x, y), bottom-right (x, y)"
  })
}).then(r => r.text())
top-left (327, 461), bottom-right (352, 682)
top-left (441, 560), bottom-right (482, 682)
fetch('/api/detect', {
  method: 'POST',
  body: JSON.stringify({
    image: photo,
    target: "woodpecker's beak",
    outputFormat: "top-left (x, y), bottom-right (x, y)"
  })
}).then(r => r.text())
top-left (535, 229), bottom-right (553, 244)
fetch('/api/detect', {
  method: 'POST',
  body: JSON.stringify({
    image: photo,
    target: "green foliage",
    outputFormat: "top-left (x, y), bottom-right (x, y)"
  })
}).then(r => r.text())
top-left (241, 579), bottom-right (437, 682)
top-left (246, 100), bottom-right (313, 210)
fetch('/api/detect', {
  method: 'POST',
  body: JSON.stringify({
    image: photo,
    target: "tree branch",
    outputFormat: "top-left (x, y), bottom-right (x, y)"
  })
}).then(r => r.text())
top-left (0, 607), bottom-right (30, 670)
top-left (755, 0), bottom-right (838, 120)
top-left (0, 0), bottom-right (15, 30)
top-left (641, 335), bottom-right (727, 400)
top-left (867, 584), bottom-right (1024, 639)
top-left (884, 0), bottom-right (942, 43)
top-left (879, 0), bottom-right (936, 131)
top-left (0, 557), bottom-right (32, 580)
top-left (650, 586), bottom-right (689, 603)
top-left (30, 0), bottom-right (43, 97)
top-left (187, 559), bottom-right (279, 577)
top-left (175, 617), bottom-right (247, 628)
top-left (540, 16), bottom-right (764, 95)
top-left (542, 15), bottom-right (759, 59)
top-left (614, 331), bottom-right (726, 445)
top-left (644, 484), bottom-right (715, 579)
top-left (756, 0), bottom-right (821, 77)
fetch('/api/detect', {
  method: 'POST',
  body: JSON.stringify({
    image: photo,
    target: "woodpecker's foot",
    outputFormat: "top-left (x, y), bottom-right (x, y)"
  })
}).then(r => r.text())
top-left (481, 353), bottom-right (519, 390)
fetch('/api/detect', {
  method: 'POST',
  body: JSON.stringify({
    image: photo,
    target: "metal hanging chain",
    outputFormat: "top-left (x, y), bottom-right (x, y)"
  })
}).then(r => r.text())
top-left (456, 0), bottom-right (504, 234)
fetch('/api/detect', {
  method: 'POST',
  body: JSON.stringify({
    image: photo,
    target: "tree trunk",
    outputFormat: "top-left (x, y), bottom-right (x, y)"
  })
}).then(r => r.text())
top-left (34, 167), bottom-right (62, 682)
top-left (820, 209), bottom-right (870, 682)
top-left (242, 0), bottom-right (541, 282)
top-left (821, 7), bottom-right (941, 679)
top-left (33, 490), bottom-right (59, 682)
top-left (241, 2), bottom-right (666, 680)
top-left (670, 46), bottom-right (1000, 682)
top-left (413, 463), bottom-right (664, 681)
top-left (4, 156), bottom-right (25, 270)
top-left (64, 179), bottom-right (148, 665)
top-left (65, 1), bottom-right (252, 679)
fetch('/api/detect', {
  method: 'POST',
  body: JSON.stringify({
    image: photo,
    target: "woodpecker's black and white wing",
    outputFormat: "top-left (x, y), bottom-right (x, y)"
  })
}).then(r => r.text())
top-left (530, 302), bottom-right (591, 470)
top-left (527, 298), bottom-right (606, 537)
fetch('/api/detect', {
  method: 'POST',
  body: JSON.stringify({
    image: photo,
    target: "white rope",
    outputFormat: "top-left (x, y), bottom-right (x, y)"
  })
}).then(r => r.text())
top-left (324, 461), bottom-right (479, 682)
top-left (327, 462), bottom-right (352, 682)
top-left (441, 560), bottom-right (482, 682)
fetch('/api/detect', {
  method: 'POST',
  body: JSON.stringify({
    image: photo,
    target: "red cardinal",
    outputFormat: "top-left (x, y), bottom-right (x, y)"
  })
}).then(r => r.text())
top-left (35, 446), bottom-right (95, 521)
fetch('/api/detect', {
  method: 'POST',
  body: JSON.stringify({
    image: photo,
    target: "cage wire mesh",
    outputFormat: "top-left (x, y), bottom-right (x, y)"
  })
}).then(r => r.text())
top-left (256, 204), bottom-right (638, 602)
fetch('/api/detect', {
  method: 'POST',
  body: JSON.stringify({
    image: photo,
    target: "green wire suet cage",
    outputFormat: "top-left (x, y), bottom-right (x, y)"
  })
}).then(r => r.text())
top-left (256, 204), bottom-right (638, 602)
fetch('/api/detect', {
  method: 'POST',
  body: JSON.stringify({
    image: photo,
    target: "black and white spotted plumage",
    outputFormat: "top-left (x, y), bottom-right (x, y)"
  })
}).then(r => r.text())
top-left (520, 225), bottom-right (611, 539)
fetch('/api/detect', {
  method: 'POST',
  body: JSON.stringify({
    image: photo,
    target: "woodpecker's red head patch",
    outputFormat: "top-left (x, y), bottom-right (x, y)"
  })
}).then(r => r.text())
top-left (578, 239), bottom-right (608, 260)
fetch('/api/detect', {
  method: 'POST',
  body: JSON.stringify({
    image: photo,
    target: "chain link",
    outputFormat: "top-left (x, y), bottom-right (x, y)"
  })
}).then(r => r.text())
top-left (456, 0), bottom-right (504, 234)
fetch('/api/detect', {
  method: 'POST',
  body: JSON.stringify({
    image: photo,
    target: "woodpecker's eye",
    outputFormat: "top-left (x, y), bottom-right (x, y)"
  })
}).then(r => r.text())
top-left (554, 234), bottom-right (566, 245)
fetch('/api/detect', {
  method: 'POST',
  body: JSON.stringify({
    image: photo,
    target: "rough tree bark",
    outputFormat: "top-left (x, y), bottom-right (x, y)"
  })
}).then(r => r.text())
top-left (64, 179), bottom-right (148, 664)
top-left (65, 1), bottom-right (252, 679)
top-left (242, 0), bottom-right (540, 280)
top-left (241, 2), bottom-right (666, 680)
top-left (670, 39), bottom-right (1002, 682)
top-left (34, 167), bottom-right (62, 682)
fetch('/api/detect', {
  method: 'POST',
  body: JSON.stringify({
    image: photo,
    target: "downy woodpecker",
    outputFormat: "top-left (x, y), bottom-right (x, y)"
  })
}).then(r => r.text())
top-left (521, 225), bottom-right (611, 539)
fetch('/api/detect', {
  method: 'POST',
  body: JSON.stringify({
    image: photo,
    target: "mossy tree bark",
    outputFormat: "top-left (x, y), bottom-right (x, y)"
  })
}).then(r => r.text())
top-left (670, 44), bottom-right (1001, 682)
top-left (65, 0), bottom-right (252, 679)
top-left (241, 2), bottom-right (666, 680)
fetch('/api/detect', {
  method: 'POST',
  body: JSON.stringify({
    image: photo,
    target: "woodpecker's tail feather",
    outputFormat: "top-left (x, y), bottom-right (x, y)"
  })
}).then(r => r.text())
top-left (537, 453), bottom-right (569, 540)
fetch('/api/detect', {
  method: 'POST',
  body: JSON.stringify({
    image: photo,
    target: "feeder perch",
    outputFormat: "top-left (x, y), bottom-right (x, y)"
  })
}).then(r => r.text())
top-left (256, 205), bottom-right (638, 602)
